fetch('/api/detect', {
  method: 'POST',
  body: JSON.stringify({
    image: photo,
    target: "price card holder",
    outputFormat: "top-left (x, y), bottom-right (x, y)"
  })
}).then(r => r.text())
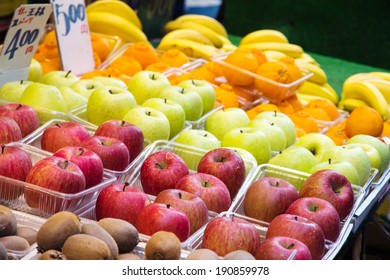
top-left (51, 0), bottom-right (95, 76)
top-left (0, 4), bottom-right (52, 86)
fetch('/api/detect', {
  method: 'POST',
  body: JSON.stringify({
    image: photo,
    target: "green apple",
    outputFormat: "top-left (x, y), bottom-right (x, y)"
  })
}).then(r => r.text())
top-left (87, 86), bottom-right (137, 126)
top-left (40, 70), bottom-right (80, 88)
top-left (247, 118), bottom-right (287, 152)
top-left (346, 143), bottom-right (381, 176)
top-left (321, 144), bottom-right (371, 186)
top-left (0, 80), bottom-right (33, 103)
top-left (27, 58), bottom-right (43, 82)
top-left (142, 98), bottom-right (186, 139)
top-left (254, 111), bottom-right (296, 147)
top-left (92, 76), bottom-right (127, 89)
top-left (174, 129), bottom-right (221, 169)
top-left (122, 106), bottom-right (170, 144)
top-left (176, 79), bottom-right (216, 115)
top-left (268, 146), bottom-right (317, 174)
top-left (294, 132), bottom-right (336, 163)
top-left (159, 85), bottom-right (203, 121)
top-left (221, 127), bottom-right (271, 165)
top-left (20, 82), bottom-right (67, 113)
top-left (310, 159), bottom-right (360, 186)
top-left (127, 70), bottom-right (171, 104)
top-left (70, 79), bottom-right (104, 99)
top-left (223, 146), bottom-right (258, 176)
top-left (346, 134), bottom-right (390, 176)
top-left (58, 87), bottom-right (88, 111)
top-left (205, 107), bottom-right (250, 141)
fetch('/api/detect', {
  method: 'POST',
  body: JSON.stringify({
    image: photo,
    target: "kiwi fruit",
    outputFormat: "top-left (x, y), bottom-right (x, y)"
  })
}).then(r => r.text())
top-left (81, 223), bottom-right (119, 259)
top-left (36, 211), bottom-right (81, 252)
top-left (0, 242), bottom-right (8, 260)
top-left (186, 248), bottom-right (219, 260)
top-left (16, 226), bottom-right (38, 245)
top-left (224, 250), bottom-right (256, 260)
top-left (39, 249), bottom-right (67, 260)
top-left (0, 205), bottom-right (17, 237)
top-left (62, 234), bottom-right (111, 260)
top-left (97, 218), bottom-right (139, 254)
top-left (116, 253), bottom-right (142, 260)
top-left (0, 235), bottom-right (30, 251)
top-left (145, 231), bottom-right (181, 260)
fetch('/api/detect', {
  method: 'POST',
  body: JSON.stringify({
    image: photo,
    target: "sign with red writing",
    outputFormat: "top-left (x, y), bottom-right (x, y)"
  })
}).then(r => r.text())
top-left (0, 4), bottom-right (52, 86)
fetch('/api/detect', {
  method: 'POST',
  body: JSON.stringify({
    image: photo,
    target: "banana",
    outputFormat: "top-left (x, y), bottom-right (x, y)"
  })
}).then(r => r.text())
top-left (341, 81), bottom-right (389, 120)
top-left (298, 81), bottom-right (339, 104)
top-left (263, 50), bottom-right (286, 61)
top-left (367, 79), bottom-right (390, 105)
top-left (176, 21), bottom-right (225, 48)
top-left (343, 72), bottom-right (383, 89)
top-left (297, 93), bottom-right (328, 105)
top-left (323, 83), bottom-right (339, 98)
top-left (370, 71), bottom-right (390, 81)
top-left (87, 12), bottom-right (148, 43)
top-left (295, 61), bottom-right (327, 84)
top-left (221, 43), bottom-right (238, 52)
top-left (86, 0), bottom-right (142, 30)
top-left (157, 38), bottom-right (220, 60)
top-left (159, 29), bottom-right (214, 46)
top-left (239, 42), bottom-right (304, 58)
top-left (240, 29), bottom-right (289, 45)
top-left (168, 14), bottom-right (228, 38)
top-left (296, 52), bottom-right (319, 65)
top-left (338, 98), bottom-right (369, 112)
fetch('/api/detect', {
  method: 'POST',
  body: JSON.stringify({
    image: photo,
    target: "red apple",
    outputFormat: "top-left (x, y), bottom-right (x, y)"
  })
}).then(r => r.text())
top-left (243, 176), bottom-right (299, 222)
top-left (0, 144), bottom-right (33, 200)
top-left (135, 202), bottom-right (190, 242)
top-left (95, 182), bottom-right (151, 226)
top-left (94, 120), bottom-right (144, 163)
top-left (24, 156), bottom-right (86, 212)
top-left (140, 151), bottom-right (189, 196)
top-left (299, 169), bottom-right (354, 220)
top-left (80, 135), bottom-right (130, 171)
top-left (202, 215), bottom-right (261, 256)
top-left (286, 197), bottom-right (341, 242)
top-left (266, 213), bottom-right (326, 260)
top-left (197, 148), bottom-right (246, 199)
top-left (41, 121), bottom-right (90, 153)
top-left (53, 146), bottom-right (104, 189)
top-left (175, 172), bottom-right (231, 213)
top-left (0, 103), bottom-right (39, 137)
top-left (0, 116), bottom-right (22, 144)
top-left (255, 236), bottom-right (312, 260)
top-left (154, 189), bottom-right (209, 235)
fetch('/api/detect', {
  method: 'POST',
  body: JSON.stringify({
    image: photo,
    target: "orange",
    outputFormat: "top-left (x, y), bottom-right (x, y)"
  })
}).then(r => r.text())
top-left (249, 48), bottom-right (268, 65)
top-left (231, 85), bottom-right (259, 102)
top-left (109, 55), bottom-right (142, 76)
top-left (303, 107), bottom-right (331, 121)
top-left (90, 33), bottom-right (111, 61)
top-left (81, 69), bottom-right (106, 79)
top-left (273, 100), bottom-right (295, 115)
top-left (123, 42), bottom-right (158, 69)
top-left (289, 110), bottom-right (319, 133)
top-left (380, 119), bottom-right (390, 138)
top-left (246, 103), bottom-right (281, 120)
top-left (188, 63), bottom-right (218, 84)
top-left (40, 58), bottom-right (61, 75)
top-left (345, 106), bottom-right (384, 137)
top-left (325, 121), bottom-right (349, 145)
top-left (295, 124), bottom-right (307, 138)
top-left (305, 98), bottom-right (339, 121)
top-left (43, 30), bottom-right (57, 48)
top-left (221, 48), bottom-right (259, 86)
top-left (279, 56), bottom-right (303, 81)
top-left (157, 48), bottom-right (190, 67)
top-left (285, 94), bottom-right (303, 112)
top-left (145, 61), bottom-right (172, 73)
top-left (36, 43), bottom-right (59, 59)
top-left (215, 83), bottom-right (239, 108)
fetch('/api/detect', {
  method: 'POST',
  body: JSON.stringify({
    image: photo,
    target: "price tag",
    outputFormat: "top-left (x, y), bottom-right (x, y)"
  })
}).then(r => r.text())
top-left (0, 4), bottom-right (52, 86)
top-left (51, 0), bottom-right (95, 76)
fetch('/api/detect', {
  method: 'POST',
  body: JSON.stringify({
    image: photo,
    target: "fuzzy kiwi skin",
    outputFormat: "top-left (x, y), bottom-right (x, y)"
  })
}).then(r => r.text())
top-left (0, 242), bottom-right (8, 260)
top-left (116, 253), bottom-right (142, 260)
top-left (224, 250), bottom-right (255, 260)
top-left (36, 211), bottom-right (81, 252)
top-left (81, 223), bottom-right (119, 259)
top-left (16, 226), bottom-right (38, 245)
top-left (61, 234), bottom-right (111, 260)
top-left (186, 248), bottom-right (219, 260)
top-left (0, 205), bottom-right (17, 237)
top-left (39, 249), bottom-right (67, 260)
top-left (145, 231), bottom-right (181, 260)
top-left (0, 235), bottom-right (30, 251)
top-left (97, 218), bottom-right (139, 254)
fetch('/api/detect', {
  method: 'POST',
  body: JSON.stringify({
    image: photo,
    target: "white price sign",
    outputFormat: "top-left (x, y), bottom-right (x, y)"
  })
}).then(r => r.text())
top-left (0, 4), bottom-right (52, 86)
top-left (51, 0), bottom-right (95, 75)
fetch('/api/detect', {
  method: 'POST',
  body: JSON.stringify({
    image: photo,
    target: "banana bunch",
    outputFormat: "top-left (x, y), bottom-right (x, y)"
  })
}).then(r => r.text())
top-left (338, 72), bottom-right (390, 120)
top-left (158, 14), bottom-right (236, 60)
top-left (86, 0), bottom-right (148, 43)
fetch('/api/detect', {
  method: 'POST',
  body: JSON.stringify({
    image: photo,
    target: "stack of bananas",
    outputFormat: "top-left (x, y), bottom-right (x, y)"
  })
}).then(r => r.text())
top-left (86, 0), bottom-right (148, 43)
top-left (238, 29), bottom-right (339, 105)
top-left (338, 72), bottom-right (390, 120)
top-left (157, 14), bottom-right (237, 60)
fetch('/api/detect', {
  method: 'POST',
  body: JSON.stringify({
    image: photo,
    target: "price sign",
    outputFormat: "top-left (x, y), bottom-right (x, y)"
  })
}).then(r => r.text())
top-left (0, 4), bottom-right (52, 86)
top-left (51, 0), bottom-right (95, 75)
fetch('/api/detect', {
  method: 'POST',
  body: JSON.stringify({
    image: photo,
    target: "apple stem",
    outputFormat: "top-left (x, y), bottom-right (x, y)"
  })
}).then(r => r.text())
top-left (123, 182), bottom-right (130, 191)
top-left (328, 158), bottom-right (332, 164)
top-left (146, 111), bottom-right (151, 116)
top-left (78, 147), bottom-right (84, 156)
top-left (166, 204), bottom-right (171, 209)
top-left (109, 89), bottom-right (113, 94)
top-left (55, 123), bottom-right (61, 128)
top-left (275, 181), bottom-right (279, 187)
top-left (1, 144), bottom-right (5, 154)
top-left (274, 111), bottom-right (277, 117)
top-left (178, 192), bottom-right (182, 199)
top-left (20, 80), bottom-right (23, 84)
top-left (312, 205), bottom-right (319, 212)
top-left (164, 98), bottom-right (167, 104)
top-left (286, 243), bottom-right (295, 250)
top-left (120, 120), bottom-right (126, 126)
top-left (181, 88), bottom-right (184, 94)
top-left (59, 160), bottom-right (69, 170)
top-left (270, 122), bottom-right (274, 126)
top-left (16, 104), bottom-right (23, 110)
top-left (191, 80), bottom-right (196, 85)
top-left (240, 129), bottom-right (244, 133)
top-left (65, 70), bottom-right (72, 78)
top-left (294, 216), bottom-right (298, 221)
top-left (108, 74), bottom-right (111, 78)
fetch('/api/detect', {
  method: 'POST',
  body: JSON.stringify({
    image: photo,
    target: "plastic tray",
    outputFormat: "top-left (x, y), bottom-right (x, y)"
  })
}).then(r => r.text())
top-left (317, 109), bottom-right (349, 134)
top-left (0, 142), bottom-right (116, 217)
